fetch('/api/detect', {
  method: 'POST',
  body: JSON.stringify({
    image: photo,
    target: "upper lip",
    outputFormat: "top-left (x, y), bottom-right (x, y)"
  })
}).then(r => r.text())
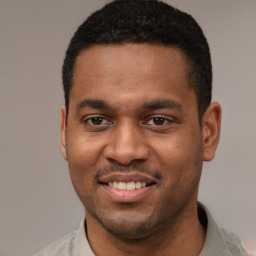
top-left (98, 172), bottom-right (158, 185)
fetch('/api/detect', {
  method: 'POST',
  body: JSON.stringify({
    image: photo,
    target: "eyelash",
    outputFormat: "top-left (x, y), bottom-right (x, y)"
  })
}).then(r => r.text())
top-left (83, 116), bottom-right (174, 127)
top-left (84, 116), bottom-right (112, 126)
top-left (145, 116), bottom-right (173, 126)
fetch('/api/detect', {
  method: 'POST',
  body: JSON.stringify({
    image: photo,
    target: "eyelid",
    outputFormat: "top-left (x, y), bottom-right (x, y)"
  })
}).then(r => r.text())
top-left (82, 115), bottom-right (112, 126)
top-left (144, 116), bottom-right (174, 125)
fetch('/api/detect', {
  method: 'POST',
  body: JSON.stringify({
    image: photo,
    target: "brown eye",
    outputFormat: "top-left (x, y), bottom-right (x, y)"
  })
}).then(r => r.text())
top-left (145, 116), bottom-right (173, 126)
top-left (82, 116), bottom-right (112, 131)
top-left (90, 117), bottom-right (104, 125)
top-left (152, 117), bottom-right (165, 125)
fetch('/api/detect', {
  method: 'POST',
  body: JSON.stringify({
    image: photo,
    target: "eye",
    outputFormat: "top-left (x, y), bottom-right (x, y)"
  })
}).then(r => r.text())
top-left (89, 117), bottom-right (105, 125)
top-left (83, 116), bottom-right (112, 127)
top-left (147, 117), bottom-right (171, 126)
top-left (152, 117), bottom-right (165, 125)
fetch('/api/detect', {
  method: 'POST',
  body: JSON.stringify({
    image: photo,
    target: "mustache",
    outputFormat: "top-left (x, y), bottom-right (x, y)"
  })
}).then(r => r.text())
top-left (93, 161), bottom-right (162, 181)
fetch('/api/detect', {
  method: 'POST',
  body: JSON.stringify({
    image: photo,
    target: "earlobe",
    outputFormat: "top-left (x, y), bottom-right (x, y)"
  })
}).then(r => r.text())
top-left (60, 106), bottom-right (68, 160)
top-left (202, 102), bottom-right (222, 162)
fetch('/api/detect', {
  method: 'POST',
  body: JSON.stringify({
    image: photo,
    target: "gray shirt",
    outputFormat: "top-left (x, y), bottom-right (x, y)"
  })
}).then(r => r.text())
top-left (33, 203), bottom-right (249, 256)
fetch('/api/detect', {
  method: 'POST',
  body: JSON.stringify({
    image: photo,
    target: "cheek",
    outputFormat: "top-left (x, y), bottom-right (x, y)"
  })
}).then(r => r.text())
top-left (66, 136), bottom-right (102, 192)
top-left (67, 130), bottom-right (103, 167)
top-left (150, 129), bottom-right (203, 179)
top-left (150, 133), bottom-right (193, 163)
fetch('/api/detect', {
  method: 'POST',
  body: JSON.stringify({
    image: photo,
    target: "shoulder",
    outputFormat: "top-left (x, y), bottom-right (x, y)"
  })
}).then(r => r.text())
top-left (220, 228), bottom-right (250, 256)
top-left (198, 203), bottom-right (250, 256)
top-left (32, 231), bottom-right (77, 256)
top-left (32, 218), bottom-right (95, 256)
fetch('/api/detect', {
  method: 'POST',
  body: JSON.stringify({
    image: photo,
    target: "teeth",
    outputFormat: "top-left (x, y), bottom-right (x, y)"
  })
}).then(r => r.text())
top-left (118, 182), bottom-right (127, 190)
top-left (107, 181), bottom-right (148, 190)
top-left (135, 181), bottom-right (142, 189)
top-left (127, 181), bottom-right (135, 190)
top-left (113, 181), bottom-right (118, 189)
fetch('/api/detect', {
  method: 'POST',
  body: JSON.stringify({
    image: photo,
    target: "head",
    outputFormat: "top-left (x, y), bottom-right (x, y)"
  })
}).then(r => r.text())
top-left (60, 0), bottom-right (221, 241)
top-left (62, 0), bottom-right (212, 122)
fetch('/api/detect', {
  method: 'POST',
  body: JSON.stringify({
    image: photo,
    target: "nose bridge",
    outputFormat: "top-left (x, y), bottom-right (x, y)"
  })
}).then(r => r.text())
top-left (115, 120), bottom-right (139, 148)
top-left (105, 119), bottom-right (149, 164)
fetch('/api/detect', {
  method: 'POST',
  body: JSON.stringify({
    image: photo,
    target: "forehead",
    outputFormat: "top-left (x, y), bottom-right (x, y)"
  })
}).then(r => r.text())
top-left (70, 44), bottom-right (195, 111)
top-left (73, 44), bottom-right (191, 83)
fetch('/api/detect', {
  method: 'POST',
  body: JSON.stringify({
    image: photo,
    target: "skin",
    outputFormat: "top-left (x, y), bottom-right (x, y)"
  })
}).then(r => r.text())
top-left (60, 44), bottom-right (221, 256)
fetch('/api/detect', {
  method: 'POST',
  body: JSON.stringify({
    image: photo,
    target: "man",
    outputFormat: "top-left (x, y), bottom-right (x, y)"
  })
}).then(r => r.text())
top-left (34, 0), bottom-right (249, 255)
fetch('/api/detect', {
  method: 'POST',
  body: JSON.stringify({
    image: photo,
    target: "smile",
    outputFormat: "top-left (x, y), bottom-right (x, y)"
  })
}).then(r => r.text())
top-left (107, 181), bottom-right (147, 190)
top-left (99, 173), bottom-right (157, 202)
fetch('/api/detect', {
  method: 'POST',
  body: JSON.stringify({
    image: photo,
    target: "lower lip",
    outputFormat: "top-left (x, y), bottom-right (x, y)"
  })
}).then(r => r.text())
top-left (101, 184), bottom-right (154, 203)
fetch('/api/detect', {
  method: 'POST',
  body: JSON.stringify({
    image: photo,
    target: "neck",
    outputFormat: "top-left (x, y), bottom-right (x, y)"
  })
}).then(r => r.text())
top-left (85, 202), bottom-right (206, 256)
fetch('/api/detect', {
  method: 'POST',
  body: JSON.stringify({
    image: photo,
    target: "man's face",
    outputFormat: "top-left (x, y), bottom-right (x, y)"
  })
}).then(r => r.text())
top-left (61, 44), bottom-right (207, 238)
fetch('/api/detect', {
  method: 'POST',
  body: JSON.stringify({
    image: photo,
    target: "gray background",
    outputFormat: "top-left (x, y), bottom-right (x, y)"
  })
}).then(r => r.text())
top-left (0, 0), bottom-right (255, 255)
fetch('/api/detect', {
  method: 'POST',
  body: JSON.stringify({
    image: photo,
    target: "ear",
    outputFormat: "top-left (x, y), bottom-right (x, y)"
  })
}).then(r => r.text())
top-left (60, 106), bottom-right (68, 160)
top-left (202, 102), bottom-right (222, 162)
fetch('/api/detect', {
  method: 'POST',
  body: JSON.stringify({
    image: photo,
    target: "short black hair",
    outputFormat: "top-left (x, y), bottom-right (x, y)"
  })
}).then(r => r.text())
top-left (62, 0), bottom-right (212, 120)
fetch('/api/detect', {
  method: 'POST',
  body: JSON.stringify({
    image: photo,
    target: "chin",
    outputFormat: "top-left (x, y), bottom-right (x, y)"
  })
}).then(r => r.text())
top-left (90, 209), bottom-right (162, 239)
top-left (101, 219), bottom-right (160, 239)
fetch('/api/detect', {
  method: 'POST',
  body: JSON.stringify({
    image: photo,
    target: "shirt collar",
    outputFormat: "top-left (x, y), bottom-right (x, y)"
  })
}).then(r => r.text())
top-left (74, 203), bottom-right (235, 256)
top-left (198, 202), bottom-right (232, 256)
top-left (75, 218), bottom-right (95, 256)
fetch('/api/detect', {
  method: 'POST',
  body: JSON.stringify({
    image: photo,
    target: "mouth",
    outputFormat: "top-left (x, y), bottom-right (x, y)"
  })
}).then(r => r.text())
top-left (104, 181), bottom-right (154, 191)
top-left (98, 173), bottom-right (157, 202)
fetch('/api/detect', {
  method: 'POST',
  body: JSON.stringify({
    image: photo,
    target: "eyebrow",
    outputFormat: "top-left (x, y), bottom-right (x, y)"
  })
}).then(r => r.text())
top-left (77, 99), bottom-right (110, 111)
top-left (77, 98), bottom-right (183, 112)
top-left (143, 99), bottom-right (183, 112)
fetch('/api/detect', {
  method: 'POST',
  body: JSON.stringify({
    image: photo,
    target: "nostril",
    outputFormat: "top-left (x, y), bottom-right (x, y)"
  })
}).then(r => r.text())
top-left (103, 130), bottom-right (149, 164)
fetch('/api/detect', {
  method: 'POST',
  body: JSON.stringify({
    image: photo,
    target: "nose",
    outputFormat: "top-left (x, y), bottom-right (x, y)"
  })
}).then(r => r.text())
top-left (104, 121), bottom-right (150, 165)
